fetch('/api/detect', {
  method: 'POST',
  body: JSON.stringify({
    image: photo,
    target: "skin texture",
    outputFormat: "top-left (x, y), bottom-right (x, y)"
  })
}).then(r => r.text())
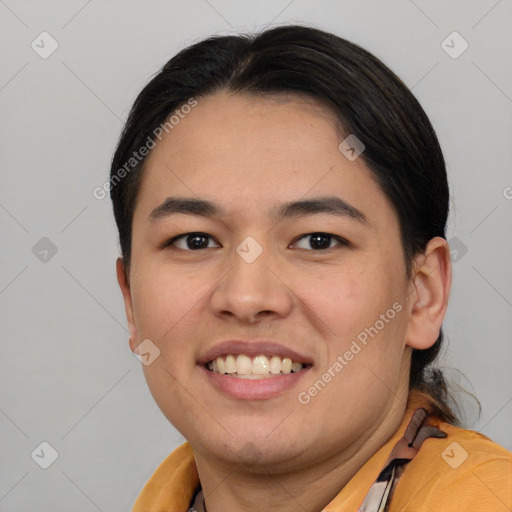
top-left (116, 91), bottom-right (452, 512)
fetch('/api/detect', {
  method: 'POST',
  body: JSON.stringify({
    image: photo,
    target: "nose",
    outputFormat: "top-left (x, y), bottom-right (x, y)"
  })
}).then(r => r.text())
top-left (210, 243), bottom-right (294, 324)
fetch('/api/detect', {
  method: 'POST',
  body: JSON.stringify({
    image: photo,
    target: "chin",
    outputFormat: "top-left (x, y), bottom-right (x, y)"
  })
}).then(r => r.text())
top-left (209, 430), bottom-right (307, 467)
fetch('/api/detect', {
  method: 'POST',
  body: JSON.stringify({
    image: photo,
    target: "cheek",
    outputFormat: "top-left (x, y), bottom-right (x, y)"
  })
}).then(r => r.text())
top-left (301, 265), bottom-right (405, 367)
top-left (300, 266), bottom-right (376, 340)
top-left (132, 266), bottom-right (206, 428)
top-left (132, 263), bottom-right (205, 342)
top-left (141, 361), bottom-right (199, 438)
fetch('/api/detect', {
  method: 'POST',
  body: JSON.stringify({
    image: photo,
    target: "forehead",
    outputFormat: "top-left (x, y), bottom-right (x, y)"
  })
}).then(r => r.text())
top-left (134, 91), bottom-right (395, 228)
top-left (148, 91), bottom-right (343, 164)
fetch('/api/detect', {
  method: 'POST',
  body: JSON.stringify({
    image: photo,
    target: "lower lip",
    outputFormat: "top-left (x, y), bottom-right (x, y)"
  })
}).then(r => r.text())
top-left (198, 364), bottom-right (312, 400)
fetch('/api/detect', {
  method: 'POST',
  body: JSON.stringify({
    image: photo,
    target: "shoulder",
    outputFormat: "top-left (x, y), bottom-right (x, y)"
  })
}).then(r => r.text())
top-left (132, 442), bottom-right (199, 512)
top-left (392, 421), bottom-right (512, 512)
top-left (146, 441), bottom-right (196, 481)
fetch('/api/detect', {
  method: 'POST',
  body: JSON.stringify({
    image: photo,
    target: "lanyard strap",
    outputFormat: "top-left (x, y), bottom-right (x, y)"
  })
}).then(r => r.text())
top-left (357, 407), bottom-right (447, 512)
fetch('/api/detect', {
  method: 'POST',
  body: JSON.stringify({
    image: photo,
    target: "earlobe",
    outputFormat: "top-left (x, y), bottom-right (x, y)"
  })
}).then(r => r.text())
top-left (405, 237), bottom-right (452, 350)
top-left (116, 257), bottom-right (138, 352)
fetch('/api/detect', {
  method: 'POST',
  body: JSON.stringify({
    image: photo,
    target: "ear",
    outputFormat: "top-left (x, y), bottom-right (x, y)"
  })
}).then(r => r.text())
top-left (404, 236), bottom-right (452, 350)
top-left (116, 257), bottom-right (138, 353)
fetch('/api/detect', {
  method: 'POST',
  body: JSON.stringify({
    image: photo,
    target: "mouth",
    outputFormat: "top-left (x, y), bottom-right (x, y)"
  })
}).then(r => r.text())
top-left (205, 354), bottom-right (312, 379)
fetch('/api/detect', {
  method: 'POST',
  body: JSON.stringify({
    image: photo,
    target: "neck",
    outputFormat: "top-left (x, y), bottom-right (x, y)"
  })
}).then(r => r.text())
top-left (193, 386), bottom-right (409, 512)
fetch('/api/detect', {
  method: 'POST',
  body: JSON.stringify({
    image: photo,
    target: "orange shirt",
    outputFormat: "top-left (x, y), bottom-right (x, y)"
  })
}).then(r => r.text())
top-left (132, 390), bottom-right (512, 511)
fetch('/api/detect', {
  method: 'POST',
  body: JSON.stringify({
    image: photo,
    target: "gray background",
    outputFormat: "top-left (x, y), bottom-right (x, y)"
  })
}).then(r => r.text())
top-left (1, 0), bottom-right (511, 510)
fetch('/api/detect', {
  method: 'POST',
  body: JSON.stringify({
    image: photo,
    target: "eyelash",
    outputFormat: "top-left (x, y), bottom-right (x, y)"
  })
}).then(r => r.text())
top-left (163, 232), bottom-right (351, 252)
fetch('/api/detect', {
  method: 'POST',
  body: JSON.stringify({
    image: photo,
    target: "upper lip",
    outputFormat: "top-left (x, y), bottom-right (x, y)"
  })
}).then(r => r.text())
top-left (197, 340), bottom-right (314, 365)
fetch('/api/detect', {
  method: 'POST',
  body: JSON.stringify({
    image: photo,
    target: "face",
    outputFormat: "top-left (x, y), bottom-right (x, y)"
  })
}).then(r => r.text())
top-left (119, 91), bottom-right (417, 471)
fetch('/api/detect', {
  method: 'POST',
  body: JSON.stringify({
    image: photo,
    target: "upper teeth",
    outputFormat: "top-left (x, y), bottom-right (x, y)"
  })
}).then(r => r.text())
top-left (207, 354), bottom-right (304, 377)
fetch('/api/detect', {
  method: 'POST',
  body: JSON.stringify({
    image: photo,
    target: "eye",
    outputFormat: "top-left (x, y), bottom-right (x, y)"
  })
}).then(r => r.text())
top-left (291, 232), bottom-right (349, 251)
top-left (163, 231), bottom-right (349, 252)
top-left (165, 232), bottom-right (221, 251)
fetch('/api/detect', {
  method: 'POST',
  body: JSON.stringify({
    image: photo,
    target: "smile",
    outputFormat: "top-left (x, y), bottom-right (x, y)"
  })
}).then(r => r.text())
top-left (206, 354), bottom-right (310, 379)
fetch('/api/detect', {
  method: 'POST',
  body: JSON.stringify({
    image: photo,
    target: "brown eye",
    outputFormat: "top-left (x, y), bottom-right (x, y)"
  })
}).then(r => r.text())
top-left (292, 232), bottom-right (349, 251)
top-left (166, 232), bottom-right (221, 251)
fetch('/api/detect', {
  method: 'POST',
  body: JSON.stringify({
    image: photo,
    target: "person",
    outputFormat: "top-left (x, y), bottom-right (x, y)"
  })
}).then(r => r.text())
top-left (110, 24), bottom-right (511, 512)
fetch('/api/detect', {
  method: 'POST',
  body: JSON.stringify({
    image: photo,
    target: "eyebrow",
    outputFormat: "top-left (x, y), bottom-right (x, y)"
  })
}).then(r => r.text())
top-left (149, 196), bottom-right (369, 225)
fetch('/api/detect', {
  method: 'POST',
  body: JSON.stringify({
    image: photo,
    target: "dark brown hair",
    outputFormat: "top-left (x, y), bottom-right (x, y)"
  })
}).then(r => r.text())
top-left (110, 24), bottom-right (460, 424)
